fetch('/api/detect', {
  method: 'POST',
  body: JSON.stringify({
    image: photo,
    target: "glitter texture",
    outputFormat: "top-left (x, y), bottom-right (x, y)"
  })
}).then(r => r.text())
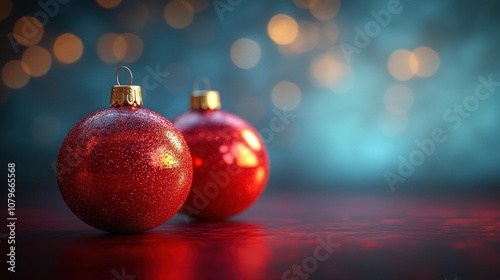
top-left (174, 109), bottom-right (269, 220)
top-left (57, 106), bottom-right (193, 233)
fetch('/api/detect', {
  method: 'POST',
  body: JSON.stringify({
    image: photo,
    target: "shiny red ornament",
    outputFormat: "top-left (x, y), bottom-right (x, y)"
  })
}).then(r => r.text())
top-left (57, 67), bottom-right (192, 233)
top-left (174, 86), bottom-right (269, 220)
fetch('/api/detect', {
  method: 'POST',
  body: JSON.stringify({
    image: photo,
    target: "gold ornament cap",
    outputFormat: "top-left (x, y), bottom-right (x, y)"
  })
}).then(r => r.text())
top-left (110, 66), bottom-right (143, 107)
top-left (190, 78), bottom-right (221, 110)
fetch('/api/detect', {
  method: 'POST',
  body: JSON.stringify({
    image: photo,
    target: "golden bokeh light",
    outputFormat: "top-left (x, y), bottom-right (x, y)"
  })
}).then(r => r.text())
top-left (1, 60), bottom-right (30, 89)
top-left (412, 46), bottom-right (440, 77)
top-left (387, 49), bottom-right (419, 81)
top-left (96, 0), bottom-right (121, 9)
top-left (97, 33), bottom-right (120, 63)
top-left (21, 46), bottom-right (52, 77)
top-left (97, 33), bottom-right (143, 64)
top-left (230, 38), bottom-right (261, 69)
top-left (310, 50), bottom-right (356, 93)
top-left (333, 66), bottom-right (355, 94)
top-left (271, 81), bottom-right (302, 111)
top-left (121, 33), bottom-right (144, 63)
top-left (13, 16), bottom-right (44, 47)
top-left (378, 111), bottom-right (408, 137)
top-left (309, 0), bottom-right (341, 21)
top-left (0, 0), bottom-right (13, 21)
top-left (310, 54), bottom-right (343, 87)
top-left (279, 21), bottom-right (321, 56)
top-left (111, 35), bottom-right (127, 61)
top-left (383, 84), bottom-right (414, 115)
top-left (164, 1), bottom-right (194, 29)
top-left (53, 33), bottom-right (84, 64)
top-left (267, 14), bottom-right (299, 45)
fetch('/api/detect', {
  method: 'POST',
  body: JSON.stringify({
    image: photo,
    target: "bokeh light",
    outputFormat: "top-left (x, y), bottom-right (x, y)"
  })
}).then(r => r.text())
top-left (378, 111), bottom-right (408, 136)
top-left (1, 60), bottom-right (30, 89)
top-left (13, 16), bottom-right (44, 47)
top-left (121, 33), bottom-right (144, 63)
top-left (111, 35), bottom-right (127, 61)
top-left (387, 49), bottom-right (419, 81)
top-left (383, 84), bottom-right (414, 116)
top-left (97, 33), bottom-right (121, 63)
top-left (267, 14), bottom-right (299, 45)
top-left (230, 38), bottom-right (262, 69)
top-left (309, 0), bottom-right (341, 21)
top-left (21, 46), bottom-right (52, 77)
top-left (310, 52), bottom-right (350, 90)
top-left (279, 21), bottom-right (321, 56)
top-left (412, 46), bottom-right (440, 77)
top-left (1, 0), bottom-right (498, 194)
top-left (271, 81), bottom-right (302, 111)
top-left (164, 1), bottom-right (194, 29)
top-left (96, 0), bottom-right (121, 9)
top-left (100, 33), bottom-right (144, 63)
top-left (331, 65), bottom-right (356, 94)
top-left (53, 33), bottom-right (84, 64)
top-left (0, 0), bottom-right (12, 21)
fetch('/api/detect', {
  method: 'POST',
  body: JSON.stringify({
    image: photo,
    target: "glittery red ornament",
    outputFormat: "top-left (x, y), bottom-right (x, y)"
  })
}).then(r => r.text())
top-left (173, 83), bottom-right (269, 220)
top-left (57, 67), bottom-right (192, 233)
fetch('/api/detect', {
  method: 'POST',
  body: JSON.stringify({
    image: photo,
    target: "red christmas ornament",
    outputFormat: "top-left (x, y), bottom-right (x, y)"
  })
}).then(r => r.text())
top-left (173, 81), bottom-right (269, 220)
top-left (57, 66), bottom-right (192, 233)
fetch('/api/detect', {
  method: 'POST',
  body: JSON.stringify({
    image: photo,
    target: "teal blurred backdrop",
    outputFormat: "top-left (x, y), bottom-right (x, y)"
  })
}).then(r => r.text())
top-left (1, 0), bottom-right (499, 194)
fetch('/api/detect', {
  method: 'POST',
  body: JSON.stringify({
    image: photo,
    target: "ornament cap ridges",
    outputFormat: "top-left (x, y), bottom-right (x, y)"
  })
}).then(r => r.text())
top-left (190, 78), bottom-right (221, 110)
top-left (110, 66), bottom-right (143, 107)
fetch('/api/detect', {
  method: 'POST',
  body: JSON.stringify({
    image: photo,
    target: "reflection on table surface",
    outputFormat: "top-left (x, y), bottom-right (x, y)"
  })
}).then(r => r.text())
top-left (10, 193), bottom-right (500, 280)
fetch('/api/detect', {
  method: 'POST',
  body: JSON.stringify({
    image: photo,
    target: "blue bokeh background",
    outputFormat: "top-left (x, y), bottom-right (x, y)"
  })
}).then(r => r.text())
top-left (1, 0), bottom-right (499, 194)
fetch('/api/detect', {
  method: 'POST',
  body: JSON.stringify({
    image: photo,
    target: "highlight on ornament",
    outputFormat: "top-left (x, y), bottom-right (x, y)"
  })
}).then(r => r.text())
top-left (174, 78), bottom-right (270, 221)
top-left (56, 66), bottom-right (193, 233)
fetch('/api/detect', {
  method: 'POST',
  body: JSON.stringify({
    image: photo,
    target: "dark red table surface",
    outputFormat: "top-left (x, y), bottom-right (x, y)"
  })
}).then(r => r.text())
top-left (2, 192), bottom-right (500, 280)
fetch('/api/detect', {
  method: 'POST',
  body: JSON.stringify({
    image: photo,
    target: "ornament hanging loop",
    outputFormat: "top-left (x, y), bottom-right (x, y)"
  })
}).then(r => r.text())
top-left (111, 66), bottom-right (142, 107)
top-left (193, 77), bottom-right (211, 91)
top-left (116, 66), bottom-right (133, 86)
top-left (190, 77), bottom-right (221, 111)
